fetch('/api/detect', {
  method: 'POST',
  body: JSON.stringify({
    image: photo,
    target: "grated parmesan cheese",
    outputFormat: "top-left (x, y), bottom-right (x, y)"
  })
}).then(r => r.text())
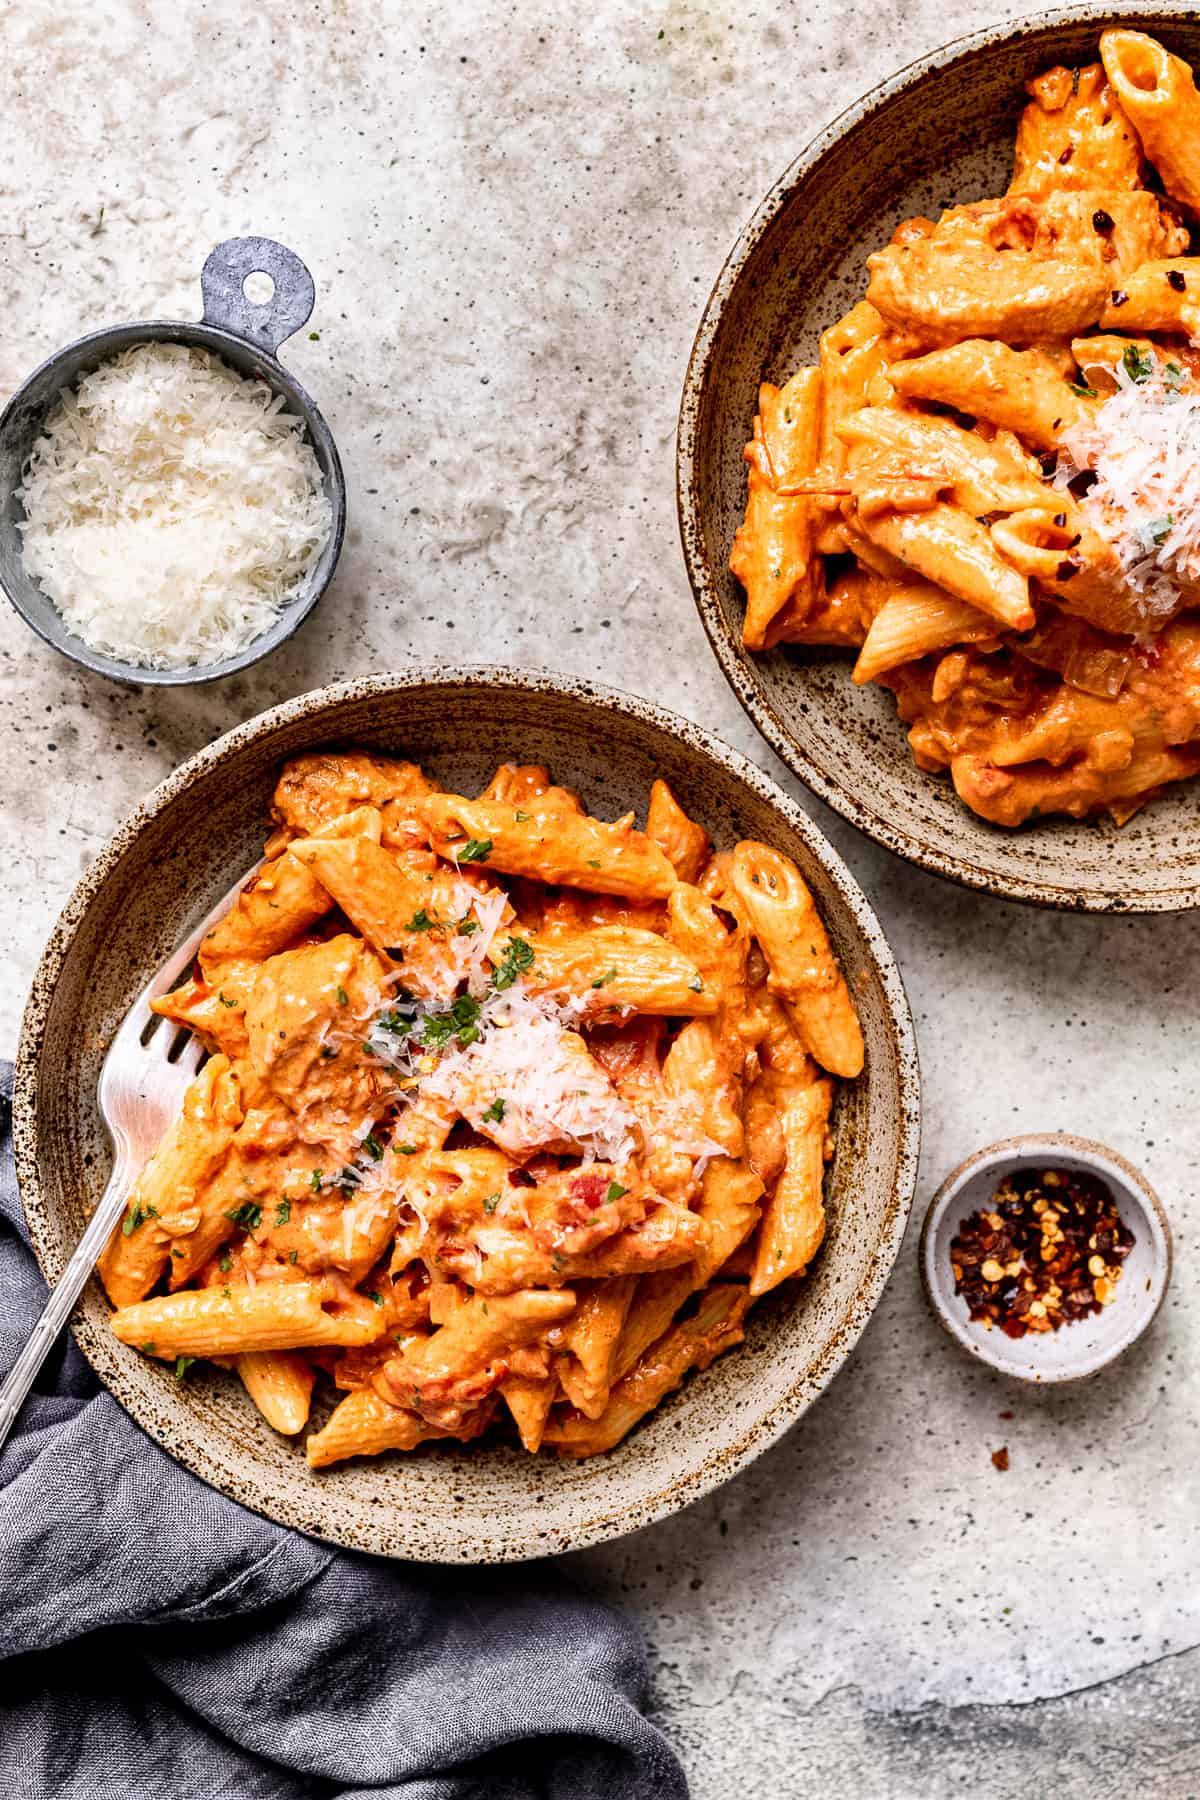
top-left (17, 342), bottom-right (332, 668)
top-left (1055, 354), bottom-right (1200, 630)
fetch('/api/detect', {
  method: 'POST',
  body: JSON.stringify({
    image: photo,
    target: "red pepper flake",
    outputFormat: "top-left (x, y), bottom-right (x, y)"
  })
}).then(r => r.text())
top-left (1056, 560), bottom-right (1080, 581)
top-left (1092, 209), bottom-right (1114, 234)
top-left (999, 1409), bottom-right (1014, 1420)
top-left (1058, 145), bottom-right (1074, 164)
top-left (1167, 269), bottom-right (1187, 292)
top-left (949, 1166), bottom-right (1135, 1339)
top-left (992, 1446), bottom-right (1010, 1472)
top-left (1110, 289), bottom-right (1129, 307)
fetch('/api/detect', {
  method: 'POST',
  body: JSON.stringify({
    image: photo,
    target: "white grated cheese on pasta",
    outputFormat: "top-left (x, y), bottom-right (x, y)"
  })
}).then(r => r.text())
top-left (1055, 354), bottom-right (1200, 629)
top-left (17, 342), bottom-right (332, 668)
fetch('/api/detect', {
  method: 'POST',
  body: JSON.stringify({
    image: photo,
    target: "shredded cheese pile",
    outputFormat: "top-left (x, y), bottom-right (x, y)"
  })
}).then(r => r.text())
top-left (1055, 353), bottom-right (1200, 629)
top-left (17, 342), bottom-right (332, 668)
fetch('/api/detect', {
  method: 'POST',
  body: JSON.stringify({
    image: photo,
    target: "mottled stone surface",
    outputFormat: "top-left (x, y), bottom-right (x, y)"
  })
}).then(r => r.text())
top-left (1, 1), bottom-right (1196, 1792)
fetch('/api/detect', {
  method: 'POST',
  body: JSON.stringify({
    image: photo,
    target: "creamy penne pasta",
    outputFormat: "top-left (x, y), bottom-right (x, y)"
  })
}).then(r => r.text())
top-left (102, 753), bottom-right (861, 1463)
top-left (730, 29), bottom-right (1200, 827)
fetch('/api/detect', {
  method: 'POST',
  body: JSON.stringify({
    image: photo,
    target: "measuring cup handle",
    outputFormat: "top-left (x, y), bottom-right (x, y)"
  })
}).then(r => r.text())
top-left (200, 236), bottom-right (316, 356)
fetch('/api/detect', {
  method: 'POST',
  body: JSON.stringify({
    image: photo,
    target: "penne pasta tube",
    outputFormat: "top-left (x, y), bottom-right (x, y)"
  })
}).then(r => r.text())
top-left (1098, 258), bottom-right (1200, 335)
top-left (546, 1285), bottom-right (751, 1459)
top-left (237, 1350), bottom-right (315, 1436)
top-left (306, 1387), bottom-right (447, 1468)
top-left (887, 341), bottom-right (1093, 451)
top-left (645, 779), bottom-right (711, 884)
top-left (1101, 30), bottom-right (1200, 214)
top-left (852, 583), bottom-right (999, 685)
top-left (506, 924), bottom-right (717, 1016)
top-left (750, 1075), bottom-right (834, 1296)
top-left (555, 1276), bottom-right (637, 1419)
top-left (866, 239), bottom-right (1107, 344)
top-left (112, 1280), bottom-right (387, 1358)
top-left (198, 850), bottom-right (331, 982)
top-left (1010, 61), bottom-right (1143, 198)
top-left (98, 1055), bottom-right (243, 1309)
top-left (421, 794), bottom-right (678, 899)
top-left (730, 371), bottom-right (824, 649)
top-left (500, 1374), bottom-right (558, 1453)
top-left (728, 842), bottom-right (864, 1079)
top-left (852, 502), bottom-right (1035, 631)
top-left (478, 763), bottom-right (582, 811)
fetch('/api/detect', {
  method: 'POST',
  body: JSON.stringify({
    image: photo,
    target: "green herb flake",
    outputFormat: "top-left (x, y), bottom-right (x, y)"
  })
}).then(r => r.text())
top-left (223, 1201), bottom-right (263, 1231)
top-left (483, 1192), bottom-right (500, 1215)
top-left (364, 1133), bottom-right (385, 1161)
top-left (288, 1249), bottom-right (299, 1265)
top-left (482, 1096), bottom-right (507, 1124)
top-left (586, 858), bottom-right (602, 869)
top-left (174, 1356), bottom-right (197, 1382)
top-left (219, 1253), bottom-right (233, 1273)
top-left (493, 936), bottom-right (535, 991)
top-left (121, 1200), bottom-right (159, 1236)
top-left (456, 916), bottom-right (480, 936)
top-left (405, 908), bottom-right (439, 932)
top-left (275, 1199), bottom-right (292, 1226)
top-left (457, 838), bottom-right (493, 863)
top-left (1150, 514), bottom-right (1173, 545)
top-left (366, 1290), bottom-right (384, 1307)
top-left (591, 967), bottom-right (617, 989)
top-left (421, 993), bottom-right (483, 1049)
top-left (336, 985), bottom-right (349, 1007)
top-left (223, 1286), bottom-right (232, 1299)
top-left (481, 1301), bottom-right (489, 1315)
top-left (514, 809), bottom-right (531, 822)
top-left (140, 1341), bottom-right (156, 1354)
top-left (170, 1247), bottom-right (184, 1259)
top-left (606, 1181), bottom-right (630, 1204)
top-left (1165, 360), bottom-right (1187, 391)
top-left (1066, 379), bottom-right (1097, 398)
top-left (217, 991), bottom-right (237, 1009)
top-left (1122, 342), bottom-right (1155, 385)
top-left (311, 1169), bottom-right (323, 1192)
top-left (395, 1143), bottom-right (418, 1156)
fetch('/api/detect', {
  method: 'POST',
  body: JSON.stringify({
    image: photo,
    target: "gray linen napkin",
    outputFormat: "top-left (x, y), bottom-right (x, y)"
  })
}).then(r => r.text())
top-left (0, 1069), bottom-right (687, 1800)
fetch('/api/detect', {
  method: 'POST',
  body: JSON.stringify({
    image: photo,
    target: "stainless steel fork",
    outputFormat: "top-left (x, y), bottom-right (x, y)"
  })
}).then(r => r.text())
top-left (0, 865), bottom-right (259, 1452)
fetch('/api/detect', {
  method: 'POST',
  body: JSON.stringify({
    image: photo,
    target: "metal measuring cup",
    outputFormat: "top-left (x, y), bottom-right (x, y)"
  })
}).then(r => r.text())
top-left (0, 235), bottom-right (346, 686)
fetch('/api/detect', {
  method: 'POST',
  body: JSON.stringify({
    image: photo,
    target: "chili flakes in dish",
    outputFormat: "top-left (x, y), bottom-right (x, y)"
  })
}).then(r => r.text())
top-left (950, 1168), bottom-right (1135, 1338)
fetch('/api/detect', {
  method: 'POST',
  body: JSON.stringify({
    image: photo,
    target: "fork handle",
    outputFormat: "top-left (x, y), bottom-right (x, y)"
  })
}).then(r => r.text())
top-left (0, 1150), bottom-right (135, 1454)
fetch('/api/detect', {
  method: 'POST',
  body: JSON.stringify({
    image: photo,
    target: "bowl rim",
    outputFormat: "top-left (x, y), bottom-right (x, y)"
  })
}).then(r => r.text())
top-left (918, 1129), bottom-right (1172, 1383)
top-left (676, 0), bottom-right (1200, 915)
top-left (0, 316), bottom-right (347, 689)
top-left (12, 665), bottom-right (920, 1559)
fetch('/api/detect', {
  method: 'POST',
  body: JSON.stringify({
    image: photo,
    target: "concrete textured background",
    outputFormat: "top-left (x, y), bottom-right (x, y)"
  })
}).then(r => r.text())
top-left (1, 1), bottom-right (1197, 1794)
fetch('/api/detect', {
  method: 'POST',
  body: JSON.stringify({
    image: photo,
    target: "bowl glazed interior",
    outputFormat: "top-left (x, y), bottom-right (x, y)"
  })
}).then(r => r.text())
top-left (678, 3), bottom-right (1200, 911)
top-left (14, 671), bottom-right (918, 1561)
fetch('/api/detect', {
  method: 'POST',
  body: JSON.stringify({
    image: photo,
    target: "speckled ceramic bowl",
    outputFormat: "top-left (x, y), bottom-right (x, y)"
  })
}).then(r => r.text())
top-left (678, 4), bottom-right (1200, 912)
top-left (13, 670), bottom-right (919, 1562)
top-left (920, 1133), bottom-right (1171, 1382)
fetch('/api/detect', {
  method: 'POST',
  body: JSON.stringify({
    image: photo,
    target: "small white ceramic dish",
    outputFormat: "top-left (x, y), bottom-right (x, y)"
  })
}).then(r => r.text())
top-left (920, 1133), bottom-right (1171, 1383)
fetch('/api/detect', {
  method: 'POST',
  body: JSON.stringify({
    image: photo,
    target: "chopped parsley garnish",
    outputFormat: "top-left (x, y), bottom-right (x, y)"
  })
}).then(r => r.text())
top-left (421, 994), bottom-right (483, 1049)
top-left (456, 917), bottom-right (479, 936)
top-left (122, 1200), bottom-right (159, 1236)
top-left (366, 1290), bottom-right (384, 1307)
top-left (141, 1341), bottom-right (156, 1354)
top-left (274, 1199), bottom-right (292, 1226)
top-left (482, 1192), bottom-right (500, 1214)
top-left (1122, 342), bottom-right (1155, 385)
top-left (606, 1181), bottom-right (629, 1203)
top-left (586, 858), bottom-right (602, 869)
top-left (493, 936), bottom-right (534, 991)
top-left (311, 1169), bottom-right (323, 1192)
top-left (174, 1356), bottom-right (196, 1382)
top-left (482, 1096), bottom-right (507, 1124)
top-left (1150, 515), bottom-right (1173, 545)
top-left (224, 1201), bottom-right (262, 1231)
top-left (336, 985), bottom-right (349, 1006)
top-left (395, 1143), bottom-right (418, 1156)
top-left (364, 1133), bottom-right (385, 1161)
top-left (551, 1252), bottom-right (567, 1271)
top-left (1067, 379), bottom-right (1097, 398)
top-left (591, 967), bottom-right (617, 989)
top-left (405, 908), bottom-right (438, 932)
top-left (218, 1253), bottom-right (233, 1273)
top-left (288, 1249), bottom-right (299, 1265)
top-left (1165, 360), bottom-right (1187, 391)
top-left (514, 809), bottom-right (531, 822)
top-left (170, 1247), bottom-right (184, 1259)
top-left (217, 991), bottom-right (236, 1009)
top-left (457, 838), bottom-right (492, 863)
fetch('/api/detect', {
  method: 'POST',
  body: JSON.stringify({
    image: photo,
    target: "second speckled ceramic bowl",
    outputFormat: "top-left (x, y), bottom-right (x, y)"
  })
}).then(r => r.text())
top-left (678, 4), bottom-right (1200, 912)
top-left (14, 669), bottom-right (919, 1562)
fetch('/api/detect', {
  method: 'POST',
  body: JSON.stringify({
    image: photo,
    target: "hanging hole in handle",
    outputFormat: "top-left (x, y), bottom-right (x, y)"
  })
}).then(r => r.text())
top-left (243, 270), bottom-right (276, 306)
